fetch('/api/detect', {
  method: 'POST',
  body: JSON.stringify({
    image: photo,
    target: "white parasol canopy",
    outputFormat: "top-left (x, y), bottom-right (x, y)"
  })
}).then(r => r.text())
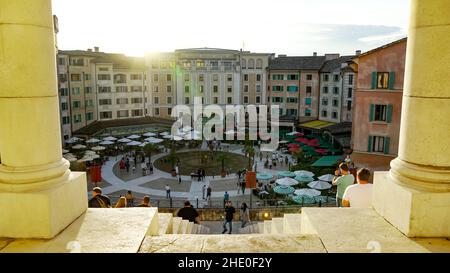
top-left (92, 146), bottom-right (106, 151)
top-left (127, 134), bottom-right (141, 139)
top-left (99, 140), bottom-right (114, 145)
top-left (103, 136), bottom-right (117, 141)
top-left (307, 180), bottom-right (332, 190)
top-left (72, 144), bottom-right (87, 149)
top-left (145, 137), bottom-right (164, 144)
top-left (275, 177), bottom-right (299, 186)
top-left (126, 141), bottom-right (142, 146)
top-left (66, 137), bottom-right (81, 144)
top-left (86, 138), bottom-right (101, 143)
top-left (294, 188), bottom-right (321, 197)
top-left (294, 170), bottom-right (315, 177)
top-left (318, 174), bottom-right (335, 182)
top-left (143, 132), bottom-right (157, 137)
top-left (118, 138), bottom-right (132, 143)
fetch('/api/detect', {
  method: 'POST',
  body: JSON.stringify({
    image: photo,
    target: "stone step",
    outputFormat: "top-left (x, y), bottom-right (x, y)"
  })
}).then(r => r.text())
top-left (257, 222), bottom-right (264, 233)
top-left (271, 218), bottom-right (284, 234)
top-left (192, 224), bottom-right (199, 234)
top-left (172, 217), bottom-right (182, 234)
top-left (180, 220), bottom-right (189, 234)
top-left (139, 234), bottom-right (327, 253)
top-left (263, 220), bottom-right (272, 234)
top-left (283, 213), bottom-right (302, 235)
top-left (186, 221), bottom-right (194, 234)
top-left (158, 213), bottom-right (173, 235)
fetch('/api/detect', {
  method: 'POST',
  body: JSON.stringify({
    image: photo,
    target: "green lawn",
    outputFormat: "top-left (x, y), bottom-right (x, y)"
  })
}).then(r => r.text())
top-left (154, 151), bottom-right (250, 176)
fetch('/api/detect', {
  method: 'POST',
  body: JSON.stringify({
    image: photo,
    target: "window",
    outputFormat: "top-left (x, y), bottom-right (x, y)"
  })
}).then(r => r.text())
top-left (376, 72), bottom-right (389, 89)
top-left (256, 59), bottom-right (262, 69)
top-left (272, 97), bottom-right (283, 103)
top-left (227, 86), bottom-right (232, 93)
top-left (305, 98), bottom-right (312, 105)
top-left (248, 59), bottom-right (254, 69)
top-left (213, 74), bottom-right (218, 81)
top-left (199, 74), bottom-right (204, 82)
top-left (256, 74), bottom-right (261, 82)
top-left (256, 85), bottom-right (261, 92)
top-left (272, 74), bottom-right (284, 80)
top-left (131, 98), bottom-right (143, 104)
top-left (306, 74), bottom-right (313, 80)
top-left (86, 100), bottom-right (93, 107)
top-left (334, 74), bottom-right (340, 82)
top-left (272, 86), bottom-right (283, 92)
top-left (153, 86), bottom-right (159, 92)
top-left (84, 74), bottom-right (91, 81)
top-left (98, 86), bottom-right (111, 93)
top-left (153, 74), bottom-right (159, 82)
top-left (241, 59), bottom-right (247, 69)
top-left (71, 87), bottom-right (80, 95)
top-left (70, 58), bottom-right (84, 66)
top-left (333, 87), bottom-right (339, 94)
top-left (167, 85), bottom-right (172, 92)
top-left (132, 109), bottom-right (143, 117)
top-left (167, 74), bottom-right (172, 81)
top-left (305, 108), bottom-right (311, 116)
top-left (130, 86), bottom-right (143, 92)
top-left (185, 97), bottom-right (190, 104)
top-left (154, 97), bottom-right (159, 104)
top-left (183, 61), bottom-right (191, 68)
top-left (287, 86), bottom-right (299, 92)
top-left (167, 108), bottom-right (172, 115)
top-left (244, 96), bottom-right (249, 104)
top-left (73, 114), bottom-right (82, 123)
top-left (287, 74), bottom-right (299, 81)
top-left (59, 88), bottom-right (69, 96)
top-left (332, 99), bottom-right (339, 107)
top-left (70, 74), bottom-right (81, 81)
top-left (97, 74), bottom-right (110, 81)
top-left (323, 74), bottom-right (329, 81)
top-left (348, 88), bottom-right (353, 98)
top-left (371, 104), bottom-right (388, 122)
top-left (116, 98), bottom-right (129, 105)
top-left (287, 97), bottom-right (298, 103)
top-left (196, 60), bottom-right (205, 68)
top-left (306, 86), bottom-right (312, 93)
top-left (322, 98), bottom-right (328, 106)
top-left (167, 97), bottom-right (172, 104)
top-left (116, 86), bottom-right (128, 93)
top-left (213, 97), bottom-right (218, 104)
top-left (323, 87), bottom-right (328, 94)
top-left (287, 109), bottom-right (298, 116)
top-left (117, 110), bottom-right (129, 118)
top-left (256, 96), bottom-right (261, 104)
top-left (62, 116), bottom-right (70, 125)
top-left (200, 85), bottom-right (204, 93)
top-left (244, 85), bottom-right (249, 92)
top-left (322, 110), bottom-right (328, 117)
top-left (211, 61), bottom-right (219, 70)
top-left (184, 74), bottom-right (190, 81)
top-left (58, 74), bottom-right (67, 82)
top-left (227, 74), bottom-right (232, 81)
top-left (227, 97), bottom-right (232, 104)
top-left (348, 74), bottom-right (354, 85)
top-left (99, 99), bottom-right (112, 105)
top-left (244, 74), bottom-right (249, 81)
top-left (154, 108), bottom-right (160, 115)
top-left (86, 112), bottom-right (94, 121)
top-left (58, 58), bottom-right (65, 65)
top-left (85, 87), bottom-right (92, 93)
top-left (347, 101), bottom-right (352, 111)
top-left (332, 112), bottom-right (338, 119)
top-left (100, 111), bottom-right (112, 119)
top-left (61, 102), bottom-right (68, 110)
top-left (99, 67), bottom-right (109, 72)
top-left (213, 85), bottom-right (218, 93)
top-left (130, 74), bottom-right (142, 80)
top-left (185, 86), bottom-right (190, 93)
top-left (371, 136), bottom-right (385, 153)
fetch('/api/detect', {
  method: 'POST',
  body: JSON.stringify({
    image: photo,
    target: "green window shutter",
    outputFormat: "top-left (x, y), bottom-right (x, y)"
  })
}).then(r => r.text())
top-left (368, 136), bottom-right (373, 152)
top-left (371, 72), bottom-right (377, 89)
top-left (386, 104), bottom-right (393, 123)
top-left (388, 72), bottom-right (395, 90)
top-left (369, 104), bottom-right (375, 122)
top-left (384, 137), bottom-right (390, 154)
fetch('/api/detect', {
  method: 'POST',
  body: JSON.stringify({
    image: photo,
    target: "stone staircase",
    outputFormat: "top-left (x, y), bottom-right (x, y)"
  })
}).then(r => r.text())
top-left (159, 213), bottom-right (210, 235)
top-left (238, 214), bottom-right (302, 235)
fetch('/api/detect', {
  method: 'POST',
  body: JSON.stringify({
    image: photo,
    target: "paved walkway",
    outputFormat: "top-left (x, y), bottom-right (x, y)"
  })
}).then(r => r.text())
top-left (97, 144), bottom-right (293, 207)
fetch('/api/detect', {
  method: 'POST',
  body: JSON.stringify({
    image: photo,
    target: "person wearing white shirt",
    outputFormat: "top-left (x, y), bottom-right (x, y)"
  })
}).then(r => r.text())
top-left (342, 168), bottom-right (373, 208)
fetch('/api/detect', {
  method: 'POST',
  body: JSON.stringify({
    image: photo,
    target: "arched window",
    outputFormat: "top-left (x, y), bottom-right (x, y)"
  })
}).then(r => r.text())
top-left (241, 59), bottom-right (247, 69)
top-left (248, 59), bottom-right (255, 69)
top-left (256, 59), bottom-right (263, 69)
top-left (114, 74), bottom-right (127, 84)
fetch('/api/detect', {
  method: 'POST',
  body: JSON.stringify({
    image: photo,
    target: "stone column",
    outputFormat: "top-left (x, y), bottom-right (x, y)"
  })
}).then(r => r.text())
top-left (373, 0), bottom-right (450, 237)
top-left (0, 0), bottom-right (87, 238)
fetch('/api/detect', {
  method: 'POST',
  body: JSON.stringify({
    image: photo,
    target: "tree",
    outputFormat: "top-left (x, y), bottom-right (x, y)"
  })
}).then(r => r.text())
top-left (143, 143), bottom-right (159, 163)
top-left (244, 145), bottom-right (255, 171)
top-left (217, 153), bottom-right (227, 177)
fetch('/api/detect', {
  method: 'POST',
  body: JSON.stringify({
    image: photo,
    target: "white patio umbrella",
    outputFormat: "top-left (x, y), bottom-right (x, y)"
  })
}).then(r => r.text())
top-left (307, 180), bottom-right (332, 190)
top-left (103, 136), bottom-right (117, 141)
top-left (127, 134), bottom-right (141, 139)
top-left (286, 131), bottom-right (300, 136)
top-left (145, 138), bottom-right (164, 144)
top-left (86, 138), bottom-right (101, 144)
top-left (275, 177), bottom-right (299, 186)
top-left (72, 144), bottom-right (86, 149)
top-left (294, 188), bottom-right (321, 197)
top-left (66, 157), bottom-right (78, 162)
top-left (294, 170), bottom-right (315, 177)
top-left (181, 126), bottom-right (193, 132)
top-left (84, 150), bottom-right (96, 155)
top-left (62, 149), bottom-right (69, 154)
top-left (65, 137), bottom-right (81, 144)
top-left (318, 174), bottom-right (335, 182)
top-left (92, 146), bottom-right (106, 151)
top-left (143, 132), bottom-right (157, 137)
top-left (126, 141), bottom-right (142, 146)
top-left (159, 131), bottom-right (169, 136)
top-left (118, 138), bottom-right (132, 143)
top-left (99, 140), bottom-right (114, 145)
top-left (139, 142), bottom-right (149, 147)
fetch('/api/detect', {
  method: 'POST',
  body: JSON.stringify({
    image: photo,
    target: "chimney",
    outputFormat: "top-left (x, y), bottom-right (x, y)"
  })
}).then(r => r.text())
top-left (313, 52), bottom-right (317, 57)
top-left (356, 50), bottom-right (362, 55)
top-left (94, 46), bottom-right (99, 52)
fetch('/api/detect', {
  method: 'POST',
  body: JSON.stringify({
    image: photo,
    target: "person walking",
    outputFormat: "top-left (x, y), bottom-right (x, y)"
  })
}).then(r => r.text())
top-left (240, 202), bottom-right (250, 228)
top-left (201, 168), bottom-right (206, 180)
top-left (178, 176), bottom-right (182, 184)
top-left (165, 184), bottom-right (171, 199)
top-left (125, 190), bottom-right (134, 207)
top-left (222, 201), bottom-right (236, 234)
top-left (241, 180), bottom-right (246, 195)
top-left (223, 191), bottom-right (229, 207)
top-left (332, 163), bottom-right (355, 207)
top-left (206, 186), bottom-right (212, 201)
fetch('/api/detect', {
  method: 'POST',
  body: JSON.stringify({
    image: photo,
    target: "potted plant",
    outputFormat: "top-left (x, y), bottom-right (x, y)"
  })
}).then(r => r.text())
top-left (166, 153), bottom-right (178, 177)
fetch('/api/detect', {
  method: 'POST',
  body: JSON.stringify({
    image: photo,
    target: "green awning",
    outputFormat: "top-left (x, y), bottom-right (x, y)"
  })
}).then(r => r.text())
top-left (311, 156), bottom-right (342, 167)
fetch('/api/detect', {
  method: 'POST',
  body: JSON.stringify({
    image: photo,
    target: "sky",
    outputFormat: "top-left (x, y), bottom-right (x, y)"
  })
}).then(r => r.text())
top-left (53, 0), bottom-right (410, 57)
